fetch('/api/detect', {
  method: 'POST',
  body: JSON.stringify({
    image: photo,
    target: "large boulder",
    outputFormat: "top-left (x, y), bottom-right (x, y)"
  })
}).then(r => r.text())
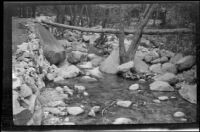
top-left (100, 47), bottom-right (120, 74)
top-left (35, 24), bottom-right (66, 65)
top-left (150, 81), bottom-right (174, 91)
top-left (67, 51), bottom-right (87, 64)
top-left (117, 61), bottom-right (134, 72)
top-left (179, 84), bottom-right (196, 104)
top-left (56, 65), bottom-right (80, 79)
top-left (153, 72), bottom-right (178, 85)
top-left (133, 57), bottom-right (149, 73)
top-left (149, 63), bottom-right (162, 74)
top-left (170, 53), bottom-right (183, 64)
top-left (176, 55), bottom-right (196, 71)
top-left (144, 50), bottom-right (160, 63)
top-left (162, 62), bottom-right (177, 74)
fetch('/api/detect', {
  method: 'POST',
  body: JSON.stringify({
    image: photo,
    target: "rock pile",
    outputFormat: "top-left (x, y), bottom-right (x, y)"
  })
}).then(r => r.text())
top-left (13, 20), bottom-right (51, 125)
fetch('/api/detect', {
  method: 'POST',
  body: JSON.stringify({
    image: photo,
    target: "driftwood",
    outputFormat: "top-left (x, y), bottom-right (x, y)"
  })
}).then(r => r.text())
top-left (41, 20), bottom-right (194, 35)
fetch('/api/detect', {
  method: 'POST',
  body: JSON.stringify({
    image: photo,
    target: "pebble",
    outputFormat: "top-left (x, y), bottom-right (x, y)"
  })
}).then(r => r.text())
top-left (83, 91), bottom-right (89, 96)
top-left (158, 96), bottom-right (169, 101)
top-left (67, 106), bottom-right (84, 115)
top-left (129, 84), bottom-right (139, 90)
top-left (170, 96), bottom-right (176, 99)
top-left (112, 117), bottom-right (133, 124)
top-left (139, 79), bottom-right (146, 83)
top-left (180, 118), bottom-right (187, 122)
top-left (116, 100), bottom-right (132, 108)
top-left (173, 111), bottom-right (185, 118)
top-left (153, 99), bottom-right (161, 103)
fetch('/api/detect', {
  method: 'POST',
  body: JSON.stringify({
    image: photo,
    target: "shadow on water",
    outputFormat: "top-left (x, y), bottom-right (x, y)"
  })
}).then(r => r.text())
top-left (48, 72), bottom-right (196, 125)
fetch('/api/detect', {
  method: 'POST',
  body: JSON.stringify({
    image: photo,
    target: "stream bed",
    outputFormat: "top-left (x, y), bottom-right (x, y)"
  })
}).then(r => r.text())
top-left (45, 72), bottom-right (196, 125)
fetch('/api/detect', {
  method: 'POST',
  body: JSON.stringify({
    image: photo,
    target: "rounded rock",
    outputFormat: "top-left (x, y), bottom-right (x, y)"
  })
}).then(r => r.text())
top-left (129, 84), bottom-right (139, 90)
top-left (173, 111), bottom-right (185, 118)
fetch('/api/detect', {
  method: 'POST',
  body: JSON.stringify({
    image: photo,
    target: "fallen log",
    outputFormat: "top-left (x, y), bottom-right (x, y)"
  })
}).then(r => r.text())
top-left (41, 20), bottom-right (194, 35)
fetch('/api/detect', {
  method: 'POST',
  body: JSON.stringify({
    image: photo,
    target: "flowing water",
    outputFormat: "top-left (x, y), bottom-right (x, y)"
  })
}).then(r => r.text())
top-left (49, 72), bottom-right (196, 125)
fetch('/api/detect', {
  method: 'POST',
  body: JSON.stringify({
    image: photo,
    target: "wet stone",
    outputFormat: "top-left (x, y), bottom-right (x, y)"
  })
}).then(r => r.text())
top-left (112, 117), bottom-right (133, 124)
top-left (153, 99), bottom-right (161, 103)
top-left (116, 100), bottom-right (132, 108)
top-left (158, 96), bottom-right (169, 101)
top-left (67, 106), bottom-right (84, 116)
top-left (129, 84), bottom-right (139, 91)
top-left (173, 111), bottom-right (185, 118)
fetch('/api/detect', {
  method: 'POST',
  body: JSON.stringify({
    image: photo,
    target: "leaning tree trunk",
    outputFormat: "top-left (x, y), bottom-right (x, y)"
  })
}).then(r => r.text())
top-left (126, 4), bottom-right (156, 61)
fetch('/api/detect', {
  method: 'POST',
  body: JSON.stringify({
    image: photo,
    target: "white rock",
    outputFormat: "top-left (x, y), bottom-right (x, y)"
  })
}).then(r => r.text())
top-left (150, 81), bottom-right (174, 91)
top-left (67, 107), bottom-right (84, 115)
top-left (83, 91), bottom-right (89, 96)
top-left (62, 122), bottom-right (75, 125)
top-left (74, 85), bottom-right (86, 92)
top-left (88, 109), bottom-right (96, 117)
top-left (117, 61), bottom-right (134, 72)
top-left (116, 100), bottom-right (132, 108)
top-left (129, 84), bottom-right (139, 90)
top-left (153, 99), bottom-right (161, 103)
top-left (180, 118), bottom-right (187, 122)
top-left (158, 96), bottom-right (169, 101)
top-left (170, 96), bottom-right (176, 99)
top-left (112, 117), bottom-right (133, 124)
top-left (80, 76), bottom-right (97, 82)
top-left (139, 79), bottom-right (146, 83)
top-left (173, 111), bottom-right (185, 118)
top-left (78, 61), bottom-right (93, 69)
top-left (57, 65), bottom-right (80, 79)
top-left (64, 117), bottom-right (69, 122)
